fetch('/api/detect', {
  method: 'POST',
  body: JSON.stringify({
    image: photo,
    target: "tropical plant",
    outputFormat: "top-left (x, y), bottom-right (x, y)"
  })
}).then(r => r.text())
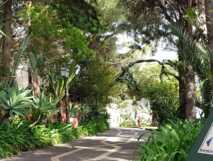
top-left (137, 120), bottom-right (202, 161)
top-left (33, 93), bottom-right (57, 113)
top-left (47, 65), bottom-right (77, 123)
top-left (48, 67), bottom-right (76, 100)
top-left (31, 92), bottom-right (58, 125)
top-left (0, 113), bottom-right (109, 159)
top-left (0, 88), bottom-right (32, 120)
top-left (0, 120), bottom-right (37, 158)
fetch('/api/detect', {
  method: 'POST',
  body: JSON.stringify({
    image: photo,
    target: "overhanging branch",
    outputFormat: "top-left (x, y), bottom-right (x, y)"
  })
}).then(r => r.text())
top-left (115, 59), bottom-right (179, 84)
top-left (128, 59), bottom-right (163, 68)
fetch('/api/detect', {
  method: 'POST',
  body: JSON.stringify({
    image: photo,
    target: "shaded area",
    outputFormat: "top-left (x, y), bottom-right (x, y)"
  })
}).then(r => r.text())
top-left (1, 128), bottom-right (147, 161)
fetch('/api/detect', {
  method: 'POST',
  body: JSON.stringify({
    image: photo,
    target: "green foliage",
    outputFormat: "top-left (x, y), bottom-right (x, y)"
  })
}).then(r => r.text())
top-left (33, 93), bottom-right (58, 114)
top-left (48, 65), bottom-right (76, 101)
top-left (137, 120), bottom-right (202, 161)
top-left (31, 93), bottom-right (58, 124)
top-left (0, 88), bottom-right (32, 118)
top-left (96, 0), bottom-right (125, 28)
top-left (0, 120), bottom-right (38, 158)
top-left (21, 3), bottom-right (95, 77)
top-left (17, 1), bottom-right (119, 110)
top-left (52, 0), bottom-right (101, 33)
top-left (170, 24), bottom-right (209, 80)
top-left (62, 25), bottom-right (95, 62)
top-left (72, 56), bottom-right (118, 104)
top-left (28, 52), bottom-right (45, 74)
top-left (31, 124), bottom-right (74, 145)
top-left (26, 5), bottom-right (58, 38)
top-left (142, 80), bottom-right (179, 123)
top-left (0, 114), bottom-right (109, 159)
top-left (135, 65), bottom-right (179, 123)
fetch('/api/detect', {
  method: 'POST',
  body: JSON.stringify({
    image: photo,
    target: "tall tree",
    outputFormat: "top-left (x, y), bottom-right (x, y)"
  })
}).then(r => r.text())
top-left (205, 0), bottom-right (213, 107)
top-left (2, 0), bottom-right (13, 78)
top-left (20, 0), bottom-right (102, 122)
top-left (119, 0), bottom-right (205, 119)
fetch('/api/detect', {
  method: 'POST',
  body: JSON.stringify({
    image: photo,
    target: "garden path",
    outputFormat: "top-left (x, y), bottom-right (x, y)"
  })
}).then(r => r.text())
top-left (1, 128), bottom-right (148, 161)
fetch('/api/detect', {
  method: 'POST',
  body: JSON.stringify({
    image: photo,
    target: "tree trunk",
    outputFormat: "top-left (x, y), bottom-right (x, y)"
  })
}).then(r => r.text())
top-left (178, 26), bottom-right (196, 120)
top-left (205, 0), bottom-right (213, 108)
top-left (2, 0), bottom-right (13, 77)
top-left (205, 0), bottom-right (213, 57)
top-left (177, 1), bottom-right (197, 120)
top-left (179, 64), bottom-right (196, 119)
top-left (59, 99), bottom-right (69, 123)
top-left (31, 72), bottom-right (41, 97)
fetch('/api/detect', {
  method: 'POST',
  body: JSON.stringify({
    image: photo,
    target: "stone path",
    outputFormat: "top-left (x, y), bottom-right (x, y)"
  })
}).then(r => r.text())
top-left (1, 128), bottom-right (148, 161)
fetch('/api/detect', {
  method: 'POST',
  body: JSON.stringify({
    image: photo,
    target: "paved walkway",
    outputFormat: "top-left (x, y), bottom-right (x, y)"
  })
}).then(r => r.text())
top-left (1, 128), bottom-right (148, 161)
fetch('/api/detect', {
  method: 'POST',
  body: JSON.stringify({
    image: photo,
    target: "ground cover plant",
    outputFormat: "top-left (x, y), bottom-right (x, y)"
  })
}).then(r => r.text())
top-left (0, 113), bottom-right (109, 158)
top-left (137, 120), bottom-right (202, 161)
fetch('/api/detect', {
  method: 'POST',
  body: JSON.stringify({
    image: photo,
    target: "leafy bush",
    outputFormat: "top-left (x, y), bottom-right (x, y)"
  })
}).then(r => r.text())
top-left (80, 113), bottom-right (109, 134)
top-left (0, 120), bottom-right (38, 158)
top-left (142, 80), bottom-right (179, 123)
top-left (0, 114), bottom-right (109, 159)
top-left (136, 65), bottom-right (179, 123)
top-left (137, 120), bottom-right (202, 161)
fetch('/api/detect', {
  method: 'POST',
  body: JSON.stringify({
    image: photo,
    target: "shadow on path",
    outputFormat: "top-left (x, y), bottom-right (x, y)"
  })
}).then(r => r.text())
top-left (1, 128), bottom-right (147, 161)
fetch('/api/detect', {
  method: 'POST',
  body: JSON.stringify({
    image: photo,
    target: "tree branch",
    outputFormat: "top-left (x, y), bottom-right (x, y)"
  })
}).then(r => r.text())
top-left (115, 59), bottom-right (180, 83)
top-left (128, 59), bottom-right (163, 68)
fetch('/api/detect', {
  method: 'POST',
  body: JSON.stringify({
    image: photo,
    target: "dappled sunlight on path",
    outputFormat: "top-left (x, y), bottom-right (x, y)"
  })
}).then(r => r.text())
top-left (1, 128), bottom-right (147, 161)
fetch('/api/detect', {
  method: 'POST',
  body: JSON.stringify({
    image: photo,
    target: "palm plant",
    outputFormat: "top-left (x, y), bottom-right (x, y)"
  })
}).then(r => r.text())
top-left (0, 88), bottom-right (32, 120)
top-left (48, 69), bottom-right (76, 101)
top-left (48, 67), bottom-right (77, 123)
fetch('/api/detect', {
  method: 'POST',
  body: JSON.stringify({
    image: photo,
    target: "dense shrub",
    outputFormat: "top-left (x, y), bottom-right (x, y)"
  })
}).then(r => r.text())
top-left (131, 65), bottom-right (180, 123)
top-left (137, 120), bottom-right (202, 161)
top-left (141, 80), bottom-right (179, 123)
top-left (0, 121), bottom-right (38, 158)
top-left (0, 114), bottom-right (109, 159)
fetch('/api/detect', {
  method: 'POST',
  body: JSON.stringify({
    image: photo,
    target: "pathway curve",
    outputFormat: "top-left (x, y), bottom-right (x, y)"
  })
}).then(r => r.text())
top-left (1, 128), bottom-right (148, 161)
